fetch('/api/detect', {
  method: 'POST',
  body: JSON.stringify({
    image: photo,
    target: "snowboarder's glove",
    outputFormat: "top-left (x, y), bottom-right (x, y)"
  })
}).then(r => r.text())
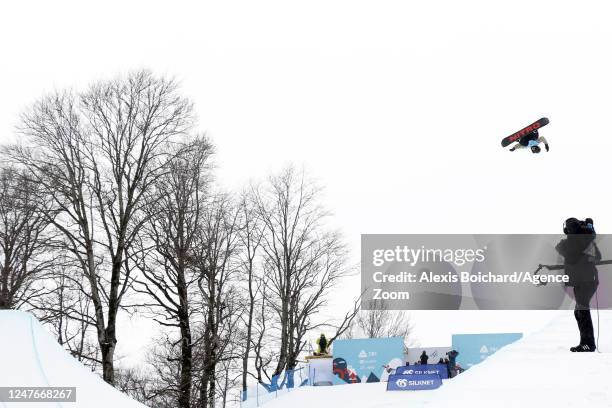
top-left (510, 147), bottom-right (515, 152)
top-left (545, 144), bottom-right (549, 152)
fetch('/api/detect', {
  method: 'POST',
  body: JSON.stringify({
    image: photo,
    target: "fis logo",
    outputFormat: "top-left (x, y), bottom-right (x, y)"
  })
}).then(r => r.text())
top-left (395, 378), bottom-right (408, 388)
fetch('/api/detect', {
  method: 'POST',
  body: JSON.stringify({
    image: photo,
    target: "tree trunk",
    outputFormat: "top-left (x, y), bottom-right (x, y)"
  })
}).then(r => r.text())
top-left (273, 294), bottom-right (289, 376)
top-left (179, 323), bottom-right (192, 408)
top-left (0, 264), bottom-right (9, 309)
top-left (178, 292), bottom-right (192, 408)
top-left (208, 375), bottom-right (216, 408)
top-left (200, 341), bottom-right (216, 408)
top-left (101, 338), bottom-right (116, 384)
top-left (200, 294), bottom-right (216, 408)
top-left (241, 304), bottom-right (253, 400)
top-left (200, 372), bottom-right (209, 408)
top-left (101, 244), bottom-right (124, 384)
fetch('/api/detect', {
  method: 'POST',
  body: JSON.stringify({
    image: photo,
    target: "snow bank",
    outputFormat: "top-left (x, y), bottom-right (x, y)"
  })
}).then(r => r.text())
top-left (0, 310), bottom-right (148, 408)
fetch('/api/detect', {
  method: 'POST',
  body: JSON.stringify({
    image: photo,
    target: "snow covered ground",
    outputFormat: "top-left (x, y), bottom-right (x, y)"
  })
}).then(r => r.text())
top-left (265, 311), bottom-right (612, 408)
top-left (0, 311), bottom-right (147, 408)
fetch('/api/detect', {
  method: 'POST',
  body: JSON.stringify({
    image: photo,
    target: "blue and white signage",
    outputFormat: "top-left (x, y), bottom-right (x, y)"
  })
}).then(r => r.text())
top-left (332, 337), bottom-right (404, 384)
top-left (386, 374), bottom-right (442, 391)
top-left (395, 364), bottom-right (448, 379)
top-left (451, 332), bottom-right (522, 369)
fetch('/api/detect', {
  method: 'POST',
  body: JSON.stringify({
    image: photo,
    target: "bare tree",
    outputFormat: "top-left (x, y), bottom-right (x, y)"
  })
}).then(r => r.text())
top-left (237, 192), bottom-right (264, 399)
top-left (326, 294), bottom-right (362, 347)
top-left (246, 289), bottom-right (275, 385)
top-left (135, 136), bottom-right (213, 408)
top-left (194, 194), bottom-right (242, 408)
top-left (6, 70), bottom-right (194, 384)
top-left (1, 70), bottom-right (371, 405)
top-left (31, 259), bottom-right (103, 368)
top-left (143, 335), bottom-right (192, 408)
top-left (215, 349), bottom-right (242, 408)
top-left (0, 166), bottom-right (55, 309)
top-left (114, 366), bottom-right (161, 406)
top-left (205, 286), bottom-right (243, 408)
top-left (253, 166), bottom-right (350, 376)
top-left (356, 299), bottom-right (416, 350)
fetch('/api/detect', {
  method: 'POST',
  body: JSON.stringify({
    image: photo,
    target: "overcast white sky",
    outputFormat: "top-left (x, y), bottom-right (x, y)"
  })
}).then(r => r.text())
top-left (2, 0), bottom-right (612, 364)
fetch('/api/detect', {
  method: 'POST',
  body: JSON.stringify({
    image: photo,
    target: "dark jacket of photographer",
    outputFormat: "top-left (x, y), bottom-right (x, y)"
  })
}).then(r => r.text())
top-left (555, 234), bottom-right (600, 287)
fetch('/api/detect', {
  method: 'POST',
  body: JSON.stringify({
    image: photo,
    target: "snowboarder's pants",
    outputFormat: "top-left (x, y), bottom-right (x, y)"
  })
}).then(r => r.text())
top-left (573, 282), bottom-right (598, 347)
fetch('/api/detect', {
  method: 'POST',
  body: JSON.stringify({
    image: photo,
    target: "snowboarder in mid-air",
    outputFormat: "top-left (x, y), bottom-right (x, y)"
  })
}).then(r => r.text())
top-left (501, 117), bottom-right (550, 153)
top-left (509, 129), bottom-right (550, 153)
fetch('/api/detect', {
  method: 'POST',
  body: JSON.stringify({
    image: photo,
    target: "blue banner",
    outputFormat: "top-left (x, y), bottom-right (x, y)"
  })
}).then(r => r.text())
top-left (386, 374), bottom-right (443, 391)
top-left (332, 337), bottom-right (404, 384)
top-left (451, 332), bottom-right (522, 369)
top-left (395, 364), bottom-right (448, 379)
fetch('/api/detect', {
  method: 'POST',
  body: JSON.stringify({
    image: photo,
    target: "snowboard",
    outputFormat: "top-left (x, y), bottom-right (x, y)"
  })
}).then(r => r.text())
top-left (501, 117), bottom-right (549, 147)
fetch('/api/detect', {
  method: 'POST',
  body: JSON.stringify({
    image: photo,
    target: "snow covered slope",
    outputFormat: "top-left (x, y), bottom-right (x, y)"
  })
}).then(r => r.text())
top-left (266, 311), bottom-right (612, 408)
top-left (0, 311), bottom-right (148, 408)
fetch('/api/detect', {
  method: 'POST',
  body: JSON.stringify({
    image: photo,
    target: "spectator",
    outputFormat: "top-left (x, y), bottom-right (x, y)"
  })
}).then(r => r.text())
top-left (438, 358), bottom-right (445, 365)
top-left (420, 350), bottom-right (429, 365)
top-left (316, 334), bottom-right (328, 355)
top-left (446, 350), bottom-right (459, 378)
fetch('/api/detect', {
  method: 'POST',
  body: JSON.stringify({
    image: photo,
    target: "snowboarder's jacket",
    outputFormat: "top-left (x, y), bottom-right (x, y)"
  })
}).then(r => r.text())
top-left (512, 134), bottom-right (548, 150)
top-left (555, 228), bottom-right (600, 287)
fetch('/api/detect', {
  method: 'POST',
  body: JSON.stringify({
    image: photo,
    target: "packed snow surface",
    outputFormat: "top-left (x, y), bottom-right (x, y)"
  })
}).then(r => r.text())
top-left (266, 311), bottom-right (612, 408)
top-left (0, 310), bottom-right (147, 408)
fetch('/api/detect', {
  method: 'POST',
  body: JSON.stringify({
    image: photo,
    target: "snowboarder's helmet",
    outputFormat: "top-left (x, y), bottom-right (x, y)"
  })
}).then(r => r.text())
top-left (334, 357), bottom-right (347, 369)
top-left (531, 145), bottom-right (541, 154)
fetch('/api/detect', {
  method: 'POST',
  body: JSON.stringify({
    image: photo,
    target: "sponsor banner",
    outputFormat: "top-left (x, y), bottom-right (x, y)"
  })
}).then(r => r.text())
top-left (395, 364), bottom-right (448, 379)
top-left (361, 234), bottom-right (612, 310)
top-left (386, 374), bottom-right (442, 391)
top-left (405, 347), bottom-right (451, 365)
top-left (332, 337), bottom-right (404, 385)
top-left (452, 333), bottom-right (522, 369)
